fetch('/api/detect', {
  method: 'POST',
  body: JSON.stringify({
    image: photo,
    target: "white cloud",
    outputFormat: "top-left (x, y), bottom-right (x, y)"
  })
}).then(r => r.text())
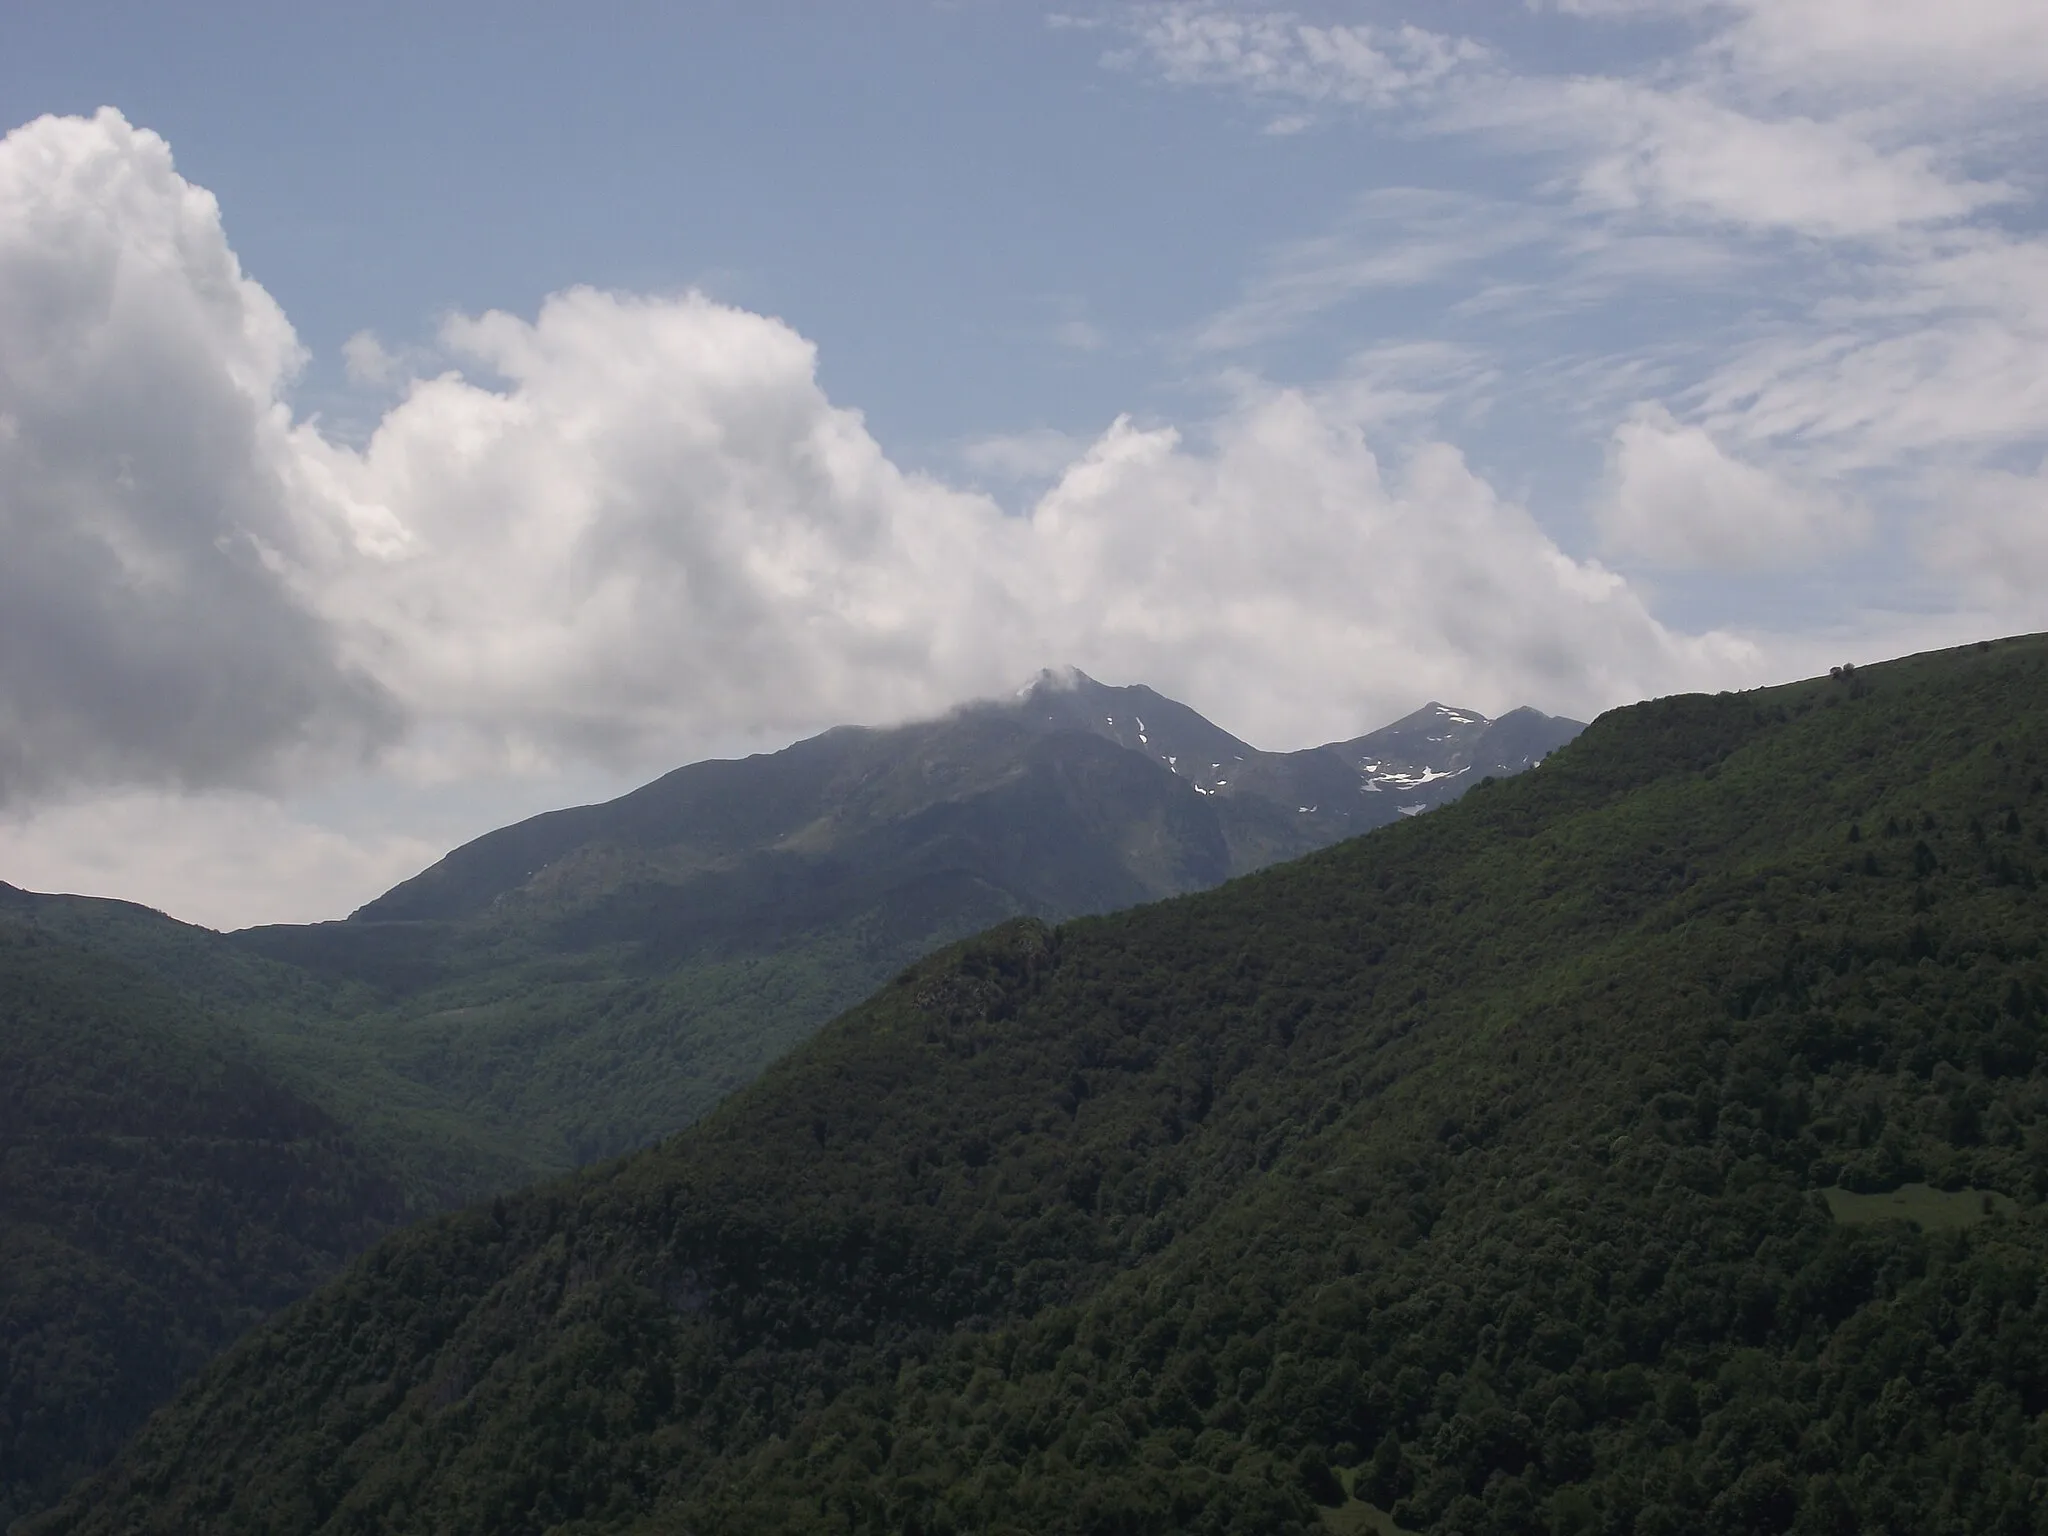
top-left (1121, 1), bottom-right (2048, 651)
top-left (341, 329), bottom-right (405, 387)
top-left (1053, 318), bottom-right (1104, 351)
top-left (1689, 231), bottom-right (2048, 471)
top-left (0, 790), bottom-right (448, 931)
top-left (0, 108), bottom-right (1760, 820)
top-left (1711, 0), bottom-right (2048, 95)
top-left (1596, 403), bottom-right (1864, 569)
top-left (1013, 396), bottom-right (1759, 744)
top-left (1117, 6), bottom-right (2009, 242)
top-left (0, 109), bottom-right (398, 806)
top-left (1300, 342), bottom-right (1498, 439)
top-left (1931, 461), bottom-right (2048, 605)
top-left (300, 289), bottom-right (1743, 757)
top-left (1537, 80), bottom-right (2007, 239)
top-left (960, 427), bottom-right (1090, 480)
top-left (296, 285), bottom-right (1033, 763)
top-left (1546, 0), bottom-right (2048, 94)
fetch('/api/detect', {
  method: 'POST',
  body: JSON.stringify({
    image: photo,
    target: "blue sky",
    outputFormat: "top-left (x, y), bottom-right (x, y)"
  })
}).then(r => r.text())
top-left (2, 1), bottom-right (2045, 925)
top-left (9, 3), bottom-right (1302, 454)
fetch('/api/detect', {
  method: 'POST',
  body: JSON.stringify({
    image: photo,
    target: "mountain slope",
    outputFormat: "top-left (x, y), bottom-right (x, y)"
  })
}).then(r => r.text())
top-left (221, 676), bottom-right (1577, 1175)
top-left (0, 916), bottom-right (410, 1528)
top-left (39, 635), bottom-right (2048, 1536)
top-left (0, 682), bottom-right (1571, 1527)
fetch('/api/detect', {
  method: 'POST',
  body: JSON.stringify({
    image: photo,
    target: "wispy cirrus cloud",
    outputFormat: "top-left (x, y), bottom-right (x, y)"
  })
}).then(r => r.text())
top-left (1458, 78), bottom-right (2011, 239)
top-left (1617, 0), bottom-right (2048, 97)
top-left (1192, 189), bottom-right (1554, 351)
top-left (1109, 7), bottom-right (1488, 113)
top-left (1106, 1), bottom-right (2048, 603)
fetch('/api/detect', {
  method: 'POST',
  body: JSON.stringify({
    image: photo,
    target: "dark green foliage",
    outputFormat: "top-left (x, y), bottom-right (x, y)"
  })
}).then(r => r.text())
top-left (35, 636), bottom-right (2048, 1535)
top-left (0, 885), bottom-right (535, 1210)
top-left (0, 925), bottom-right (407, 1527)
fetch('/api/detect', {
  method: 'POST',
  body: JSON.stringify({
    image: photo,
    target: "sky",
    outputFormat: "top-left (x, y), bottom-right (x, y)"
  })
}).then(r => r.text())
top-left (1, 0), bottom-right (2044, 929)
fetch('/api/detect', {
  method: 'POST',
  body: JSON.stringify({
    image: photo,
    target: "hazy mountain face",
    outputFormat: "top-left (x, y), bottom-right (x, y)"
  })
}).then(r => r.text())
top-left (337, 671), bottom-right (1581, 937)
top-left (217, 675), bottom-right (1577, 1182)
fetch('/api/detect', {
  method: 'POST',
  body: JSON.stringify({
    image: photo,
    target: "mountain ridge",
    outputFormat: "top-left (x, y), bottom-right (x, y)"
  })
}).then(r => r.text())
top-left (335, 673), bottom-right (1580, 934)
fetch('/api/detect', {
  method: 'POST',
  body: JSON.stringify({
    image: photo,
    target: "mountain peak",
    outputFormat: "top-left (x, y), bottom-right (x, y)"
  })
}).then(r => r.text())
top-left (1013, 664), bottom-right (1101, 698)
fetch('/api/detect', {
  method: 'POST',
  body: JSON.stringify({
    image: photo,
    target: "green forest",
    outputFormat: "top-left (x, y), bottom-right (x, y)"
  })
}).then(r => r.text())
top-left (0, 926), bottom-right (407, 1527)
top-left (3, 680), bottom-right (1561, 1524)
top-left (25, 634), bottom-right (2048, 1534)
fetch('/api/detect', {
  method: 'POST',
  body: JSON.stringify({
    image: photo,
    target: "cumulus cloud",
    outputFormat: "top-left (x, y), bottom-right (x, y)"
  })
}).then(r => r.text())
top-left (959, 427), bottom-right (1090, 481)
top-left (1596, 404), bottom-right (1864, 570)
top-left (1012, 397), bottom-right (1755, 744)
top-left (296, 285), bottom-right (1031, 762)
top-left (0, 109), bottom-right (398, 806)
top-left (300, 289), bottom-right (1742, 756)
top-left (1932, 461), bottom-right (2048, 604)
top-left (0, 107), bottom-right (1759, 816)
top-left (341, 330), bottom-right (405, 387)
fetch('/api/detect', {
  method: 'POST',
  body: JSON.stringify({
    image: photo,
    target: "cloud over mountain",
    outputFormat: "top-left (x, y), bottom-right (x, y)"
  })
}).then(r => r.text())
top-left (0, 107), bottom-right (1755, 806)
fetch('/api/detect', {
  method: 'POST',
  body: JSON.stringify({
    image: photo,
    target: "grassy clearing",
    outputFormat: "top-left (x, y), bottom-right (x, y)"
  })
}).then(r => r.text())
top-left (1317, 1469), bottom-right (1419, 1534)
top-left (1318, 1503), bottom-right (1413, 1535)
top-left (1823, 1183), bottom-right (2020, 1230)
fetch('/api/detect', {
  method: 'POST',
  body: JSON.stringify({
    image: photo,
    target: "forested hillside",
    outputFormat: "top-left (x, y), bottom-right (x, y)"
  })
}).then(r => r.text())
top-left (0, 924), bottom-right (407, 1527)
top-left (37, 636), bottom-right (2048, 1535)
top-left (0, 682), bottom-right (1573, 1529)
